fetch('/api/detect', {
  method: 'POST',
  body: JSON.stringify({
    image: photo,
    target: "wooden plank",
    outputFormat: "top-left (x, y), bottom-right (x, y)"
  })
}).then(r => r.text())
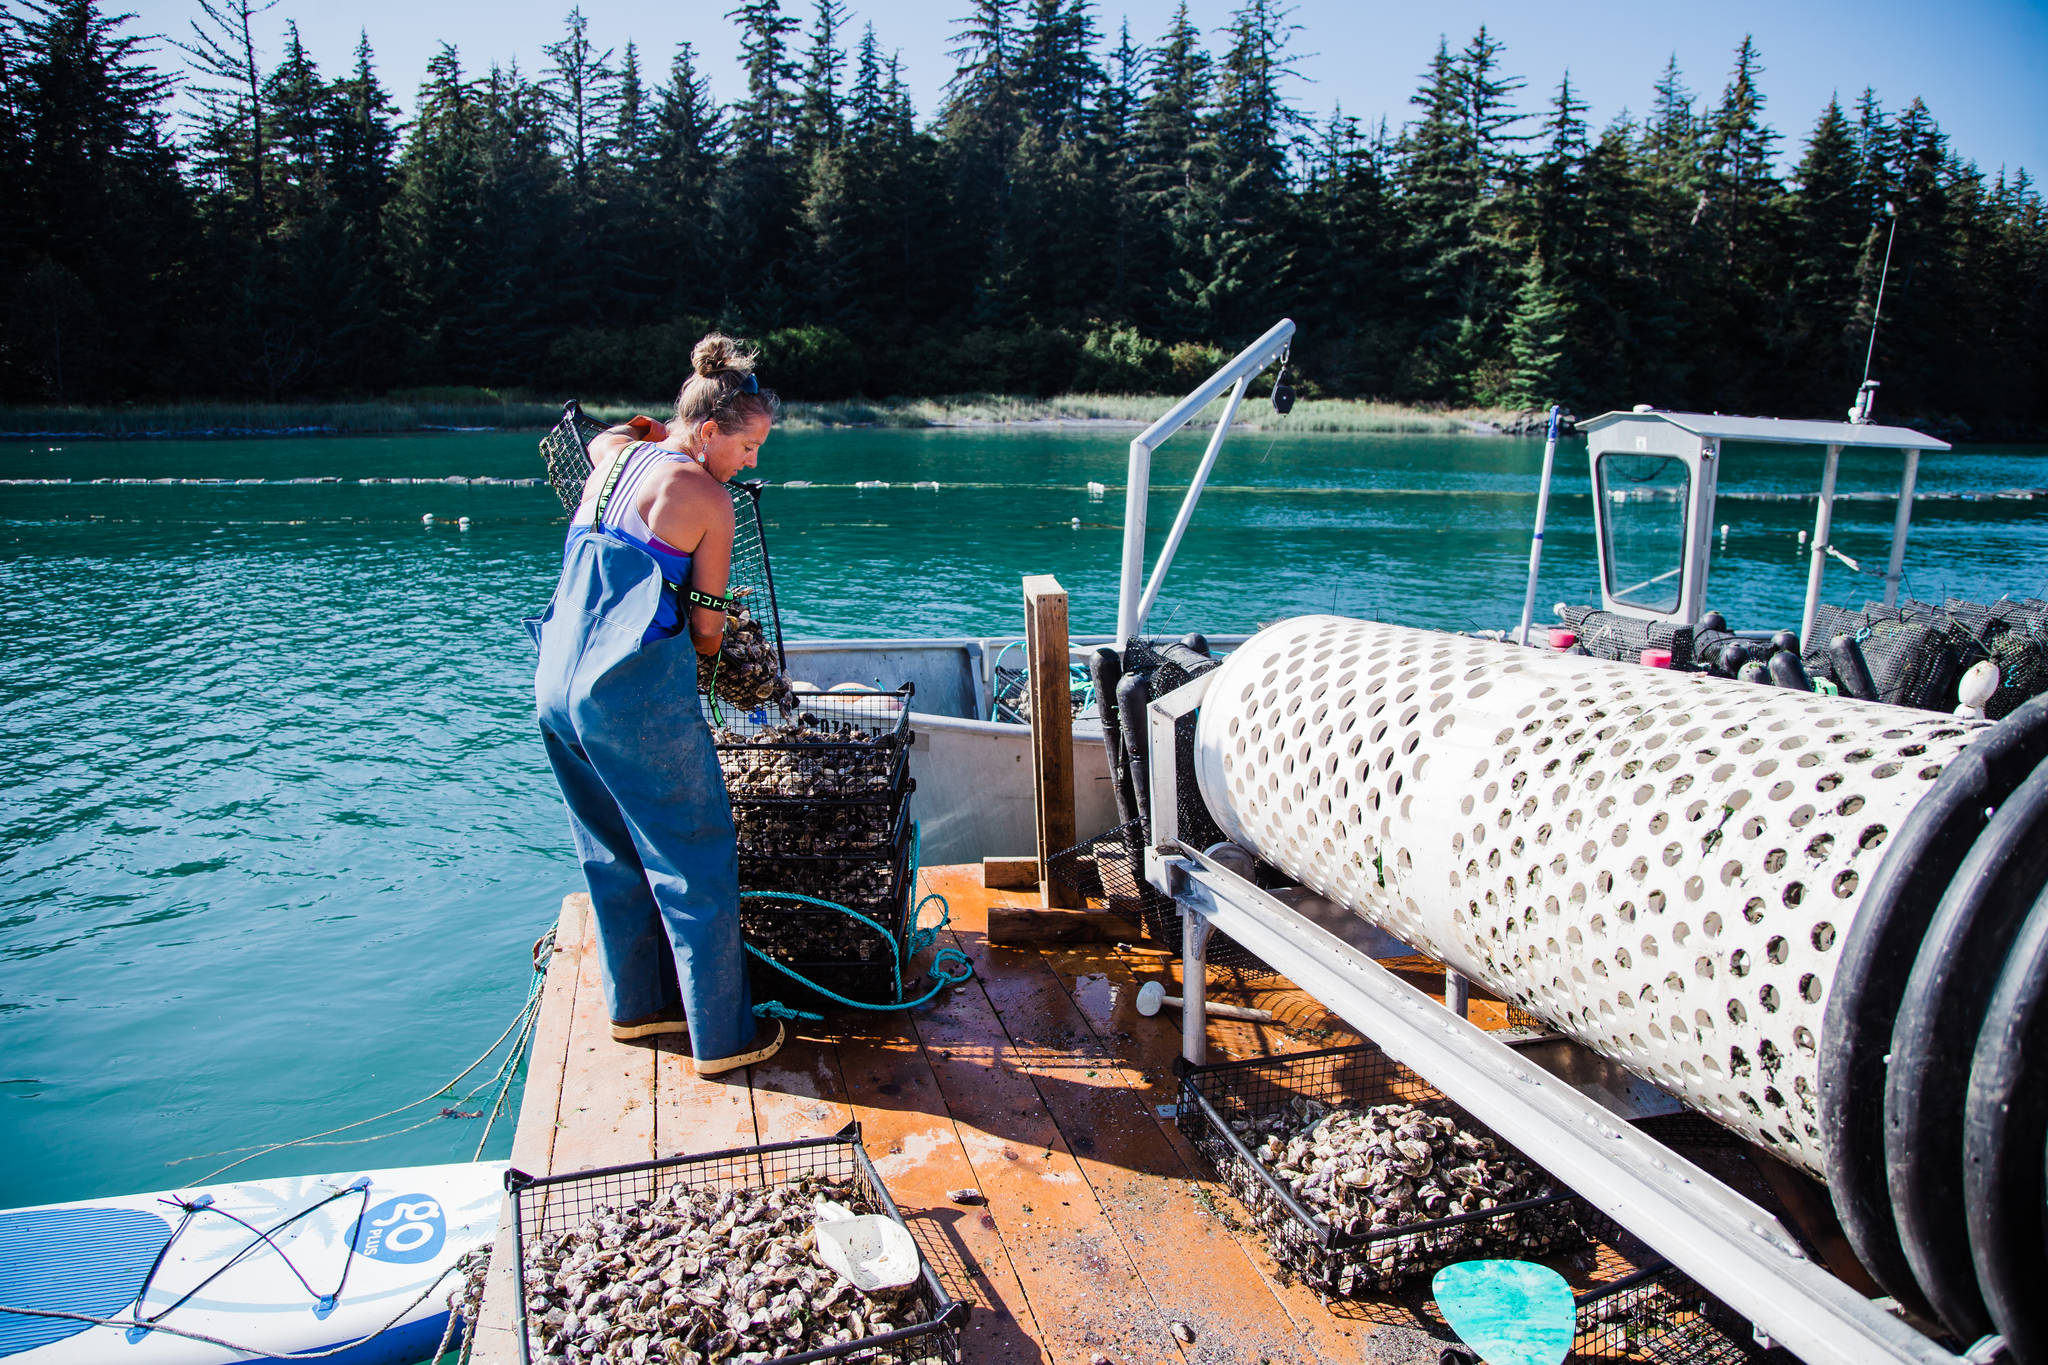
top-left (552, 904), bottom-right (656, 1170)
top-left (650, 1037), bottom-right (758, 1159)
top-left (1022, 575), bottom-right (1080, 909)
top-left (509, 894), bottom-right (587, 1176)
top-left (1040, 943), bottom-right (1387, 1363)
top-left (748, 1029), bottom-right (855, 1146)
top-left (467, 1199), bottom-right (524, 1365)
top-left (909, 879), bottom-right (1179, 1361)
top-left (987, 903), bottom-right (1143, 946)
top-left (471, 897), bottom-right (588, 1365)
top-left (969, 937), bottom-right (1324, 1365)
top-left (983, 855), bottom-right (1040, 890)
top-left (835, 1011), bottom-right (1051, 1364)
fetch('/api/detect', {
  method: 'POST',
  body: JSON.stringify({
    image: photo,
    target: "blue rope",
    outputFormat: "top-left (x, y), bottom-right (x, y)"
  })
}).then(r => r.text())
top-left (744, 822), bottom-right (975, 1019)
top-left (987, 640), bottom-right (1096, 721)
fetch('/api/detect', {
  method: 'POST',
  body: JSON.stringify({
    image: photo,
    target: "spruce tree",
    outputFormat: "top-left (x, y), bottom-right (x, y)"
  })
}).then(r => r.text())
top-left (1788, 97), bottom-right (1865, 391)
top-left (540, 7), bottom-right (615, 197)
top-left (1169, 0), bottom-right (1302, 338)
top-left (1, 0), bottom-right (193, 399)
top-left (640, 41), bottom-right (724, 319)
top-left (173, 0), bottom-right (277, 237)
top-left (793, 0), bottom-right (848, 157)
top-left (1127, 2), bottom-right (1209, 330)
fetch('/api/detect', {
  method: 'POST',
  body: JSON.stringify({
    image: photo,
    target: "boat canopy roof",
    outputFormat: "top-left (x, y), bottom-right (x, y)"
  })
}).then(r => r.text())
top-left (1579, 409), bottom-right (1950, 452)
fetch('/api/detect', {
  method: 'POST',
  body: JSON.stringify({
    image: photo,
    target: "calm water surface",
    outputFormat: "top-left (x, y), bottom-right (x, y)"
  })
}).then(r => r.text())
top-left (3, 426), bottom-right (2045, 1209)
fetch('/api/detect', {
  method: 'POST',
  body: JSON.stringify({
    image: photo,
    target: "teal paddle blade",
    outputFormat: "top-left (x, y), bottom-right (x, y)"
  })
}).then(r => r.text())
top-left (1433, 1259), bottom-right (1576, 1365)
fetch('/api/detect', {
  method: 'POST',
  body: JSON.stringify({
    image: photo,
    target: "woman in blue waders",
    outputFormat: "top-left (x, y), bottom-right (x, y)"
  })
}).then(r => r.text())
top-left (533, 334), bottom-right (785, 1076)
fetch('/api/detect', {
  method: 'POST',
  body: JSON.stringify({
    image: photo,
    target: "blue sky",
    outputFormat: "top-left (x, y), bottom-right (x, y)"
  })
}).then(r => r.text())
top-left (125, 0), bottom-right (2047, 180)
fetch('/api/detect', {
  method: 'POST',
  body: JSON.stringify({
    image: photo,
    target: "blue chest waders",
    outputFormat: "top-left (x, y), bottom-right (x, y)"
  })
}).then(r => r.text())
top-left (529, 493), bottom-right (754, 1062)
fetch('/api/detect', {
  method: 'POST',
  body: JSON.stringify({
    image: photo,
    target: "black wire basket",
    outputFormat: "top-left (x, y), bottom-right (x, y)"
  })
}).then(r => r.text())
top-left (1176, 1042), bottom-right (1586, 1295)
top-left (541, 399), bottom-right (787, 681)
top-left (1568, 1259), bottom-right (1791, 1363)
top-left (506, 1128), bottom-right (967, 1365)
top-left (741, 814), bottom-right (919, 1010)
top-left (716, 687), bottom-right (914, 807)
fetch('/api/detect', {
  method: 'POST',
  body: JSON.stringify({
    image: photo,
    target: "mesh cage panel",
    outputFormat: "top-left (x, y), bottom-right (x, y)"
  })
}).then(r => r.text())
top-left (507, 1133), bottom-right (963, 1364)
top-left (1558, 607), bottom-right (1696, 670)
top-left (1176, 1043), bottom-right (1586, 1294)
top-left (717, 689), bottom-right (916, 1007)
top-left (540, 400), bottom-right (609, 511)
top-left (1802, 596), bottom-right (2048, 716)
top-left (538, 400), bottom-right (786, 684)
top-left (1570, 1261), bottom-right (1794, 1364)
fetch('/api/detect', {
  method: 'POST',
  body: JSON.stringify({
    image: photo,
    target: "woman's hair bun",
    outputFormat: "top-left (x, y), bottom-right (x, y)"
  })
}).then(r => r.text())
top-left (691, 332), bottom-right (757, 380)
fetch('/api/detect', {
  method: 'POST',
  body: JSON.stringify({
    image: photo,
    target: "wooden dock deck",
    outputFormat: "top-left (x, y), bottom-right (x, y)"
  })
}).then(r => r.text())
top-left (467, 866), bottom-right (1791, 1365)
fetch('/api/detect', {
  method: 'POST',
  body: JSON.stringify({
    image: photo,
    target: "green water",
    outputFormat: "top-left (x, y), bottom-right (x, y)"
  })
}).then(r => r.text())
top-left (3, 426), bottom-right (2045, 1210)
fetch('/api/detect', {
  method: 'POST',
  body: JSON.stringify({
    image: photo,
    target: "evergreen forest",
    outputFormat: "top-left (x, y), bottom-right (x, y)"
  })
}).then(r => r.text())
top-left (4, 0), bottom-right (2045, 433)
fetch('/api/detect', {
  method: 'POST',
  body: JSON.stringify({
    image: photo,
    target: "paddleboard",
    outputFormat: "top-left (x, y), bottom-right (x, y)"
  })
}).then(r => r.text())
top-left (0, 1162), bottom-right (501, 1364)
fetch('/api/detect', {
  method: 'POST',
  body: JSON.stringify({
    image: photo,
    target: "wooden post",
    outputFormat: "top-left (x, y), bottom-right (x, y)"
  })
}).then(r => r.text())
top-left (1023, 574), bottom-right (1082, 908)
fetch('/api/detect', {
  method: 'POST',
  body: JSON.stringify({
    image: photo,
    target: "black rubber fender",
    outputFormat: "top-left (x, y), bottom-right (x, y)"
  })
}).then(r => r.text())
top-left (1767, 649), bottom-right (1813, 692)
top-left (1885, 752), bottom-right (2048, 1339)
top-left (1964, 877), bottom-right (2048, 1364)
top-left (1089, 647), bottom-right (1134, 828)
top-left (1830, 633), bottom-right (1879, 700)
top-left (1115, 669), bottom-right (1153, 842)
top-left (1818, 694), bottom-right (2048, 1318)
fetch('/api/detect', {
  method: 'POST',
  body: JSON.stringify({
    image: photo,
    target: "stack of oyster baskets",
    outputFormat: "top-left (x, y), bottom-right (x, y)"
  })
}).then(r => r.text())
top-left (712, 687), bottom-right (919, 1009)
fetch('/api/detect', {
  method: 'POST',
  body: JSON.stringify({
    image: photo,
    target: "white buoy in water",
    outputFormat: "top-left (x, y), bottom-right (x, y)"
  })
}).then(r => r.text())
top-left (1069, 516), bottom-right (1081, 528)
top-left (421, 513), bottom-right (435, 525)
top-left (1087, 481), bottom-right (1106, 500)
top-left (1133, 980), bottom-right (1276, 1022)
top-left (458, 516), bottom-right (471, 530)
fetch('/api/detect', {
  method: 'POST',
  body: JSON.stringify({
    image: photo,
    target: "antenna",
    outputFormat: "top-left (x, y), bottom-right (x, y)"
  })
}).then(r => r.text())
top-left (1850, 201), bottom-right (1900, 424)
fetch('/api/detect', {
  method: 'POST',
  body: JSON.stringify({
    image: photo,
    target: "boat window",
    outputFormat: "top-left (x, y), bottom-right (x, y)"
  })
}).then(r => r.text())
top-left (1598, 454), bottom-right (1689, 614)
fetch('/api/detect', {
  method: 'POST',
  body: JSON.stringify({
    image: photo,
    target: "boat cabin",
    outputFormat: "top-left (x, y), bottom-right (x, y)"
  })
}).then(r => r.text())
top-left (1576, 408), bottom-right (1951, 646)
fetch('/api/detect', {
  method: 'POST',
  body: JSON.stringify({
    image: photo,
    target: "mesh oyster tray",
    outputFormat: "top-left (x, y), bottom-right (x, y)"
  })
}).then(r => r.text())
top-left (507, 1127), bottom-right (967, 1365)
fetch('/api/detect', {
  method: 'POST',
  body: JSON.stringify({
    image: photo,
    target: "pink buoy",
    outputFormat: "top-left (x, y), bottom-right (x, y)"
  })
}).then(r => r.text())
top-left (1640, 647), bottom-right (1673, 668)
top-left (1547, 628), bottom-right (1577, 651)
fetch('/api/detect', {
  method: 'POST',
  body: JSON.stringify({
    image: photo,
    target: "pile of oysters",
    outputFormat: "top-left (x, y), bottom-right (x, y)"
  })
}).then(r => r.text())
top-left (716, 718), bottom-right (898, 804)
top-left (521, 1174), bottom-right (926, 1365)
top-left (699, 590), bottom-right (797, 714)
top-left (717, 713), bottom-right (909, 981)
top-left (1213, 1096), bottom-right (1581, 1293)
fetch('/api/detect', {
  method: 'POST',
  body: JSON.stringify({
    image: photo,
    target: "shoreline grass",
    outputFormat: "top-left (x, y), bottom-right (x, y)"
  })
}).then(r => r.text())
top-left (0, 393), bottom-right (1530, 439)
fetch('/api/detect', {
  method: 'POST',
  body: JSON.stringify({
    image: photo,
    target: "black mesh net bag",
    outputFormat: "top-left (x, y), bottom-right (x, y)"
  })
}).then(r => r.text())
top-left (1557, 606), bottom-right (1695, 669)
top-left (1053, 636), bottom-right (1274, 977)
top-left (541, 399), bottom-right (610, 511)
top-left (1988, 622), bottom-right (2048, 720)
top-left (537, 399), bottom-right (788, 701)
top-left (1851, 619), bottom-right (1973, 710)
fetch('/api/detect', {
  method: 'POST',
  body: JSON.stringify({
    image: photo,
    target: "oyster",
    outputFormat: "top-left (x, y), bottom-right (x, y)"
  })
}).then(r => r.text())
top-left (520, 1174), bottom-right (922, 1365)
top-left (1206, 1096), bottom-right (1582, 1293)
top-left (699, 590), bottom-right (797, 713)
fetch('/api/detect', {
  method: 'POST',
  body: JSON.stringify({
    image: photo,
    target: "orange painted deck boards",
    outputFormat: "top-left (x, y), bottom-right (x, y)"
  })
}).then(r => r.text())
top-left (474, 865), bottom-right (1508, 1365)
